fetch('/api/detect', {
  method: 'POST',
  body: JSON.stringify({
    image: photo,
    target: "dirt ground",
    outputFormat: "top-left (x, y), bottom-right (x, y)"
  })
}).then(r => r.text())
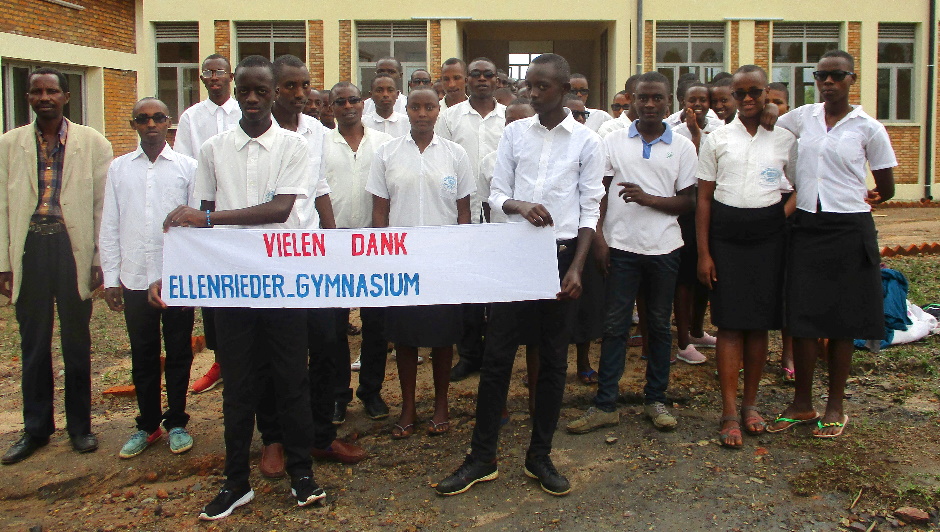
top-left (0, 208), bottom-right (939, 532)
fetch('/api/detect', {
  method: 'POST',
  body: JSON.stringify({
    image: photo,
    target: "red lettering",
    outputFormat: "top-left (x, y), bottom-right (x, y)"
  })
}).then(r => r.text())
top-left (276, 233), bottom-right (283, 256)
top-left (352, 233), bottom-right (364, 256)
top-left (366, 234), bottom-right (379, 256)
top-left (289, 233), bottom-right (300, 257)
top-left (381, 233), bottom-right (394, 255)
top-left (301, 233), bottom-right (311, 256)
top-left (311, 233), bottom-right (325, 256)
top-left (263, 233), bottom-right (276, 257)
top-left (283, 233), bottom-right (293, 256)
top-left (395, 233), bottom-right (407, 255)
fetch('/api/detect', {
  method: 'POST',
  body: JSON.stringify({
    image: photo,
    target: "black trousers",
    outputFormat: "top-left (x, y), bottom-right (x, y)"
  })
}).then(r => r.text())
top-left (327, 308), bottom-right (353, 405)
top-left (456, 303), bottom-right (487, 369)
top-left (15, 231), bottom-right (92, 439)
top-left (122, 289), bottom-right (194, 433)
top-left (470, 250), bottom-right (576, 462)
top-left (215, 308), bottom-right (313, 486)
top-left (330, 307), bottom-right (387, 402)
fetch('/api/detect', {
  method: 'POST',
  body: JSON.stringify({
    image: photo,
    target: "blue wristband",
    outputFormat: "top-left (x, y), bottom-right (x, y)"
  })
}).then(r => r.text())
top-left (205, 210), bottom-right (212, 227)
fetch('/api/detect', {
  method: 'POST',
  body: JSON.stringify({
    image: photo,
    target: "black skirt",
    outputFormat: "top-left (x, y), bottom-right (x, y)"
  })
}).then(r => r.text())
top-left (384, 304), bottom-right (463, 347)
top-left (708, 201), bottom-right (786, 330)
top-left (786, 210), bottom-right (883, 340)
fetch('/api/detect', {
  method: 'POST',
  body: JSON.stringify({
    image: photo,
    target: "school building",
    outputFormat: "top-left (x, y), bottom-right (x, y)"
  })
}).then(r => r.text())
top-left (1, 0), bottom-right (936, 199)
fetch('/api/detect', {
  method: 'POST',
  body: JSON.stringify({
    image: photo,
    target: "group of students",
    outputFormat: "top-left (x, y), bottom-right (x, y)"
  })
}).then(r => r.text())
top-left (0, 46), bottom-right (896, 521)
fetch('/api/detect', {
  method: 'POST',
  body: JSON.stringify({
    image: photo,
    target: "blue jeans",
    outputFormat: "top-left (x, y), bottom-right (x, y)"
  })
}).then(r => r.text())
top-left (595, 248), bottom-right (680, 410)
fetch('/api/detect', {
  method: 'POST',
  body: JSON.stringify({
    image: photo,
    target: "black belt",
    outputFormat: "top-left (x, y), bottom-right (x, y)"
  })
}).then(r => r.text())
top-left (28, 219), bottom-right (66, 235)
top-left (556, 238), bottom-right (577, 254)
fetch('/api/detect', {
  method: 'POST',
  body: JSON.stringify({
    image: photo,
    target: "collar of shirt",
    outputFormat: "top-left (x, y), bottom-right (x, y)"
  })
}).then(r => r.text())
top-left (233, 121), bottom-right (279, 151)
top-left (368, 110), bottom-right (403, 123)
top-left (403, 132), bottom-right (440, 149)
top-left (34, 117), bottom-right (69, 146)
top-left (130, 142), bottom-right (178, 163)
top-left (457, 99), bottom-right (506, 119)
top-left (811, 103), bottom-right (864, 130)
top-left (525, 107), bottom-right (577, 134)
top-left (628, 120), bottom-right (672, 159)
top-left (329, 124), bottom-right (375, 146)
top-left (205, 97), bottom-right (240, 116)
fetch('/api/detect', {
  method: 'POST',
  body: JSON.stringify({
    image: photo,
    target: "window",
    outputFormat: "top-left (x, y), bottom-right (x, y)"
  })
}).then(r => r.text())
top-left (508, 53), bottom-right (548, 81)
top-left (357, 22), bottom-right (426, 91)
top-left (235, 22), bottom-right (306, 61)
top-left (655, 23), bottom-right (725, 109)
top-left (877, 23), bottom-right (915, 121)
top-left (155, 22), bottom-right (200, 123)
top-left (771, 23), bottom-right (839, 110)
top-left (2, 62), bottom-right (85, 132)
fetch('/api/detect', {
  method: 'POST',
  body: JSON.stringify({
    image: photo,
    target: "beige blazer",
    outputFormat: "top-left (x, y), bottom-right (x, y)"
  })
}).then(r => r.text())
top-left (0, 119), bottom-right (112, 303)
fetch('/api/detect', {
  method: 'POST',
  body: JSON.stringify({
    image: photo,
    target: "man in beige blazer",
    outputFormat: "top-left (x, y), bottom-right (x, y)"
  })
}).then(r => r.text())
top-left (0, 67), bottom-right (112, 464)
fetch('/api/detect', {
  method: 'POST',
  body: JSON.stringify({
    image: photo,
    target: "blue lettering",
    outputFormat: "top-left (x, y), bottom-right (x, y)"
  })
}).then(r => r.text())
top-left (356, 274), bottom-right (368, 297)
top-left (341, 274), bottom-right (354, 297)
top-left (249, 275), bottom-right (262, 298)
top-left (403, 273), bottom-right (419, 295)
top-left (188, 275), bottom-right (197, 299)
top-left (262, 275), bottom-right (271, 298)
top-left (169, 275), bottom-right (179, 299)
top-left (221, 275), bottom-right (233, 298)
top-left (310, 274), bottom-right (323, 297)
top-left (370, 274), bottom-right (383, 297)
top-left (239, 275), bottom-right (249, 297)
top-left (206, 275), bottom-right (220, 298)
top-left (197, 275), bottom-right (207, 299)
top-left (296, 274), bottom-right (309, 297)
top-left (389, 272), bottom-right (403, 296)
top-left (325, 274), bottom-right (341, 297)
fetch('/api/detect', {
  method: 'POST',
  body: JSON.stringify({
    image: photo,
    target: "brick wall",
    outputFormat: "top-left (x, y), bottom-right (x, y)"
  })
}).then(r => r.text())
top-left (339, 20), bottom-right (352, 81)
top-left (214, 20), bottom-right (231, 61)
top-left (103, 68), bottom-right (138, 156)
top-left (643, 21), bottom-right (653, 72)
top-left (847, 21), bottom-right (861, 105)
top-left (0, 0), bottom-right (135, 54)
top-left (729, 21), bottom-right (739, 71)
top-left (884, 125), bottom-right (921, 185)
top-left (429, 20), bottom-right (442, 79)
top-left (755, 21), bottom-right (770, 71)
top-left (308, 20), bottom-right (325, 88)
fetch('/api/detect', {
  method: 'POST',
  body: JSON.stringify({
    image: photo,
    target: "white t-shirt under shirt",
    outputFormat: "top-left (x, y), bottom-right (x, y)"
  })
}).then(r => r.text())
top-left (696, 116), bottom-right (797, 209)
top-left (322, 126), bottom-right (394, 229)
top-left (776, 103), bottom-right (897, 213)
top-left (366, 134), bottom-right (475, 227)
top-left (602, 121), bottom-right (698, 255)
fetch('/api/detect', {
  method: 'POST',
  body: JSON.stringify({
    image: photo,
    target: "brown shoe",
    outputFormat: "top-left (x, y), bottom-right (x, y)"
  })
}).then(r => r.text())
top-left (260, 443), bottom-right (286, 478)
top-left (311, 439), bottom-right (367, 464)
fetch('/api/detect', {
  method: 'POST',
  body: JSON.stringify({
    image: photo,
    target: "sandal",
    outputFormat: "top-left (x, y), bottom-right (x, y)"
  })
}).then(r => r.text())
top-left (781, 367), bottom-right (795, 383)
top-left (741, 406), bottom-right (766, 436)
top-left (813, 415), bottom-right (849, 439)
top-left (391, 423), bottom-right (415, 439)
top-left (577, 369), bottom-right (598, 385)
top-left (427, 419), bottom-right (450, 436)
top-left (719, 416), bottom-right (742, 449)
top-left (766, 411), bottom-right (819, 433)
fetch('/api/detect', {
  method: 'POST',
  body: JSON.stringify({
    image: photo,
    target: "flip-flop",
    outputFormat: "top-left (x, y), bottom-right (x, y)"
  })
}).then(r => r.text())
top-left (741, 406), bottom-right (767, 436)
top-left (781, 368), bottom-right (796, 383)
top-left (427, 420), bottom-right (450, 436)
top-left (391, 423), bottom-right (415, 439)
top-left (577, 369), bottom-right (598, 385)
top-left (719, 416), bottom-right (742, 449)
top-left (813, 415), bottom-right (849, 438)
top-left (766, 412), bottom-right (819, 433)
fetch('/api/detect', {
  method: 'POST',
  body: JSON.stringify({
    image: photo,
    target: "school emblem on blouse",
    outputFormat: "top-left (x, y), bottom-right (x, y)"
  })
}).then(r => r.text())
top-left (442, 175), bottom-right (458, 193)
top-left (759, 167), bottom-right (782, 187)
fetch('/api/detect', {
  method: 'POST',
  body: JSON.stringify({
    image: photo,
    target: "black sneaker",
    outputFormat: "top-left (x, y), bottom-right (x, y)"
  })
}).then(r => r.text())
top-left (332, 402), bottom-right (347, 425)
top-left (361, 395), bottom-right (389, 420)
top-left (198, 484), bottom-right (254, 520)
top-left (435, 454), bottom-right (498, 496)
top-left (449, 360), bottom-right (480, 382)
top-left (291, 476), bottom-right (326, 507)
top-left (524, 454), bottom-right (570, 496)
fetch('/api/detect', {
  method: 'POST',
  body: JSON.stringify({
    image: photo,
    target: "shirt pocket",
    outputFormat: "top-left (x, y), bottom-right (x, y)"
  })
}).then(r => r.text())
top-left (838, 132), bottom-right (866, 166)
top-left (160, 176), bottom-right (190, 214)
top-left (439, 174), bottom-right (459, 201)
top-left (756, 161), bottom-right (784, 189)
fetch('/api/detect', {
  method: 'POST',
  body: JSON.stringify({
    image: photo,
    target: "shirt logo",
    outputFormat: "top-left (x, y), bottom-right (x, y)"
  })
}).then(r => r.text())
top-left (666, 152), bottom-right (674, 158)
top-left (759, 167), bottom-right (782, 187)
top-left (442, 175), bottom-right (458, 193)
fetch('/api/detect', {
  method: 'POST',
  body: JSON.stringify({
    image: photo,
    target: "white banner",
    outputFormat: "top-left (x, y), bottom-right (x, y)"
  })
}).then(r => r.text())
top-left (161, 223), bottom-right (560, 308)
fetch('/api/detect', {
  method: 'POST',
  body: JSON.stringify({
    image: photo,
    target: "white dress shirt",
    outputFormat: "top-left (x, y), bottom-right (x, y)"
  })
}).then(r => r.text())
top-left (100, 144), bottom-right (197, 290)
top-left (671, 118), bottom-right (725, 140)
top-left (194, 122), bottom-right (309, 229)
top-left (477, 150), bottom-right (507, 223)
top-left (602, 121), bottom-right (698, 255)
top-left (697, 116), bottom-right (797, 210)
top-left (776, 103), bottom-right (897, 213)
top-left (435, 99), bottom-right (507, 224)
top-left (597, 113), bottom-right (632, 138)
top-left (363, 110), bottom-right (410, 138)
top-left (666, 108), bottom-right (719, 129)
top-left (173, 97), bottom-right (241, 159)
top-left (363, 92), bottom-right (407, 116)
top-left (278, 114), bottom-right (332, 230)
top-left (366, 134), bottom-right (475, 227)
top-left (322, 126), bottom-right (393, 228)
top-left (584, 108), bottom-right (613, 132)
top-left (489, 110), bottom-right (605, 241)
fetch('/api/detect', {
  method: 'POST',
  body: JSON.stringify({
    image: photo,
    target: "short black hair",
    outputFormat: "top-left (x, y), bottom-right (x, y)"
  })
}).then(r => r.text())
top-left (509, 98), bottom-right (533, 107)
top-left (407, 86), bottom-right (439, 104)
top-left (676, 74), bottom-right (702, 100)
top-left (710, 77), bottom-right (733, 88)
top-left (442, 57), bottom-right (465, 69)
top-left (371, 74), bottom-right (398, 90)
top-left (635, 71), bottom-right (670, 94)
top-left (711, 71), bottom-right (733, 82)
top-left (733, 64), bottom-right (768, 84)
top-left (624, 74), bottom-right (641, 93)
top-left (570, 73), bottom-right (587, 81)
top-left (530, 53), bottom-right (571, 84)
top-left (469, 57), bottom-right (496, 68)
top-left (329, 81), bottom-right (360, 101)
top-left (272, 54), bottom-right (307, 82)
top-left (768, 82), bottom-right (789, 99)
top-left (235, 55), bottom-right (275, 80)
top-left (614, 90), bottom-right (627, 97)
top-left (410, 68), bottom-right (431, 80)
top-left (821, 49), bottom-right (855, 71)
top-left (28, 67), bottom-right (68, 93)
top-left (132, 96), bottom-right (167, 116)
top-left (202, 53), bottom-right (231, 70)
top-left (683, 81), bottom-right (709, 96)
top-left (376, 56), bottom-right (403, 72)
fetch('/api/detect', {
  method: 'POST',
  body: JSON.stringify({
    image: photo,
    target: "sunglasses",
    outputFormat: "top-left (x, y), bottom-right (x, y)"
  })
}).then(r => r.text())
top-left (201, 69), bottom-right (228, 78)
top-left (610, 103), bottom-right (626, 111)
top-left (411, 78), bottom-right (432, 85)
top-left (570, 88), bottom-right (590, 95)
top-left (731, 88), bottom-right (766, 101)
top-left (812, 70), bottom-right (855, 82)
top-left (332, 96), bottom-right (363, 106)
top-left (133, 113), bottom-right (170, 124)
top-left (468, 70), bottom-right (497, 79)
top-left (570, 110), bottom-right (590, 119)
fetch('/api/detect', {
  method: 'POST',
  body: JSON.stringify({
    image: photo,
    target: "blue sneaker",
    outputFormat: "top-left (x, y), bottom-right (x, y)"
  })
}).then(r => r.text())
top-left (168, 427), bottom-right (193, 454)
top-left (119, 428), bottom-right (162, 459)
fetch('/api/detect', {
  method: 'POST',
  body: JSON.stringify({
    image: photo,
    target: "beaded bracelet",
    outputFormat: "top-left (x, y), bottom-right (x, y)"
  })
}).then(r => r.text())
top-left (205, 210), bottom-right (212, 227)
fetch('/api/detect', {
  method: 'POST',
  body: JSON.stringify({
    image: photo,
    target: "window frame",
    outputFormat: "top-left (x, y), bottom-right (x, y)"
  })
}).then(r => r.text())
top-left (877, 23), bottom-right (916, 122)
top-left (2, 61), bottom-right (86, 132)
top-left (356, 22), bottom-right (427, 92)
top-left (154, 22), bottom-right (200, 125)
top-left (654, 23), bottom-right (726, 110)
top-left (770, 23), bottom-right (840, 110)
top-left (235, 21), bottom-right (306, 62)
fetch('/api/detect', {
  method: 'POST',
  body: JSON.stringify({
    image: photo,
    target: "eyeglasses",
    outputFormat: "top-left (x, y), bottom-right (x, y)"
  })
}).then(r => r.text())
top-left (201, 69), bottom-right (228, 78)
top-left (570, 110), bottom-right (590, 119)
top-left (468, 70), bottom-right (497, 79)
top-left (610, 103), bottom-right (626, 111)
top-left (731, 88), bottom-right (766, 101)
top-left (133, 113), bottom-right (170, 124)
top-left (570, 88), bottom-right (590, 95)
top-left (812, 70), bottom-right (855, 82)
top-left (411, 78), bottom-right (432, 85)
top-left (331, 96), bottom-right (363, 106)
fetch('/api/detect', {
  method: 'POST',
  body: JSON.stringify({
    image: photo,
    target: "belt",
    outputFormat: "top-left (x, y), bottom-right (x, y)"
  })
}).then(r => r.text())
top-left (556, 238), bottom-right (577, 254)
top-left (28, 220), bottom-right (66, 235)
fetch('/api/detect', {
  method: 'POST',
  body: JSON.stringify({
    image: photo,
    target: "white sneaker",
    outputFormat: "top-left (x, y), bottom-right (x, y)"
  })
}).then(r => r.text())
top-left (689, 332), bottom-right (717, 347)
top-left (632, 311), bottom-right (640, 324)
top-left (676, 345), bottom-right (707, 364)
top-left (350, 352), bottom-right (361, 372)
top-left (417, 355), bottom-right (425, 365)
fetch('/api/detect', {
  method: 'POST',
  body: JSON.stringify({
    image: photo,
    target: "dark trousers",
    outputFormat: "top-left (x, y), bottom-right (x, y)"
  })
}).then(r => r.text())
top-left (470, 250), bottom-right (576, 462)
top-left (215, 308), bottom-right (313, 486)
top-left (327, 308), bottom-right (353, 405)
top-left (355, 307), bottom-right (388, 401)
top-left (456, 303), bottom-right (486, 368)
top-left (122, 289), bottom-right (194, 433)
top-left (15, 231), bottom-right (92, 439)
top-left (201, 307), bottom-right (217, 351)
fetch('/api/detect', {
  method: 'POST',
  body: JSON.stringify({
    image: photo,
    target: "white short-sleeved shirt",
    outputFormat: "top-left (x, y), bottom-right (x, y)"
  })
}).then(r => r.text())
top-left (194, 122), bottom-right (309, 229)
top-left (435, 99), bottom-right (507, 224)
top-left (696, 116), bottom-right (797, 209)
top-left (671, 118), bottom-right (725, 141)
top-left (776, 104), bottom-right (897, 213)
top-left (602, 121), bottom-right (698, 255)
top-left (280, 114), bottom-right (332, 230)
top-left (363, 110), bottom-right (410, 138)
top-left (489, 110), bottom-right (605, 241)
top-left (366, 134), bottom-right (475, 227)
top-left (584, 108), bottom-right (613, 132)
top-left (477, 150), bottom-right (508, 223)
top-left (363, 92), bottom-right (407, 116)
top-left (173, 97), bottom-right (241, 159)
top-left (100, 144), bottom-right (198, 290)
top-left (323, 126), bottom-right (393, 229)
top-left (666, 108), bottom-right (719, 129)
top-left (598, 113), bottom-right (632, 138)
